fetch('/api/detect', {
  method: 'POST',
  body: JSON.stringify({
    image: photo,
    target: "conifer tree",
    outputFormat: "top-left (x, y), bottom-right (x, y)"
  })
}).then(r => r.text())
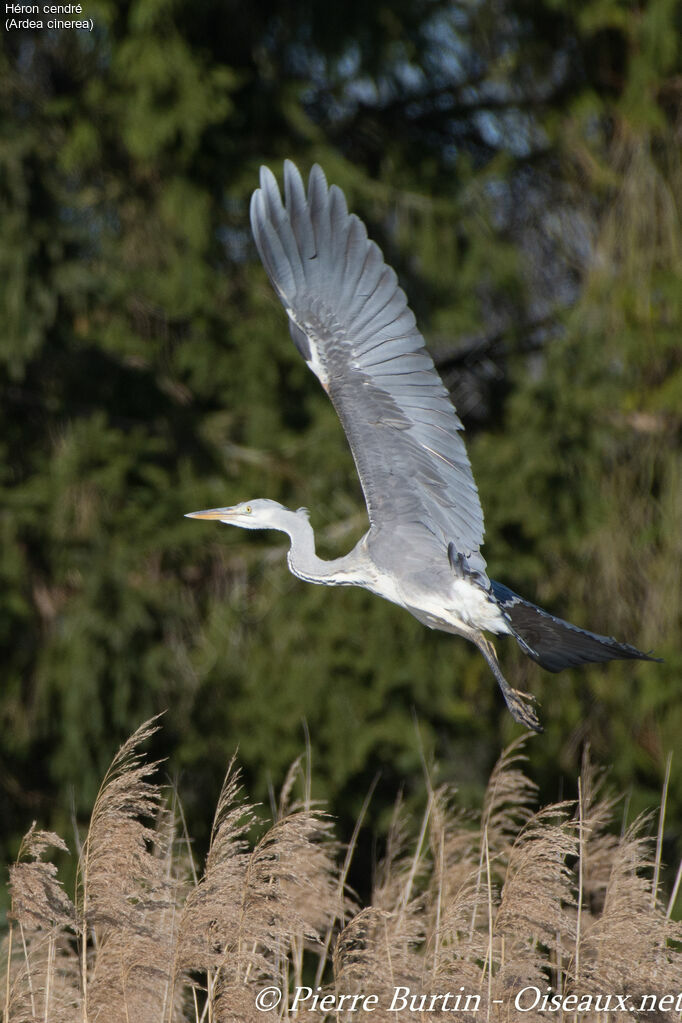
top-left (1, 0), bottom-right (679, 891)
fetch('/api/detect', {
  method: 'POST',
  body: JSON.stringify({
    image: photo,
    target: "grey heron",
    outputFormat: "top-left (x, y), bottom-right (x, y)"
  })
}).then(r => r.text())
top-left (188, 161), bottom-right (657, 732)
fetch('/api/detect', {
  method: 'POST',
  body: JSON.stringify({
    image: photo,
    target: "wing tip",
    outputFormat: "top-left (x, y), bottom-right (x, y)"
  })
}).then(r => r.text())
top-left (258, 163), bottom-right (279, 194)
top-left (307, 162), bottom-right (329, 203)
top-left (283, 158), bottom-right (303, 187)
top-left (249, 186), bottom-right (265, 232)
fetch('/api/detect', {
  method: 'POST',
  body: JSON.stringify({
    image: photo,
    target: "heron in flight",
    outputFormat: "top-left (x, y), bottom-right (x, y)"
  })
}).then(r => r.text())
top-left (188, 161), bottom-right (656, 731)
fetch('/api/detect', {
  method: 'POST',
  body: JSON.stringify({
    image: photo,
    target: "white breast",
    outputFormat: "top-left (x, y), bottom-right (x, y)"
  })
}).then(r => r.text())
top-left (449, 578), bottom-right (511, 634)
top-left (365, 569), bottom-right (510, 636)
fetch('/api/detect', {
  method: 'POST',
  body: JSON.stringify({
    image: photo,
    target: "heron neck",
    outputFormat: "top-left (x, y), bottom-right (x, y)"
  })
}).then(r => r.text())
top-left (284, 513), bottom-right (362, 586)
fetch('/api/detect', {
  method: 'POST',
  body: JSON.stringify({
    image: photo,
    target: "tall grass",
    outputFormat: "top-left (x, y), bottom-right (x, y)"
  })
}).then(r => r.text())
top-left (2, 724), bottom-right (680, 1022)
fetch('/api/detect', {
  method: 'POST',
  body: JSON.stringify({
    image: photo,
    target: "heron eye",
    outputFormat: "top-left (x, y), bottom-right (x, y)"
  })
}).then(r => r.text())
top-left (245, 505), bottom-right (252, 513)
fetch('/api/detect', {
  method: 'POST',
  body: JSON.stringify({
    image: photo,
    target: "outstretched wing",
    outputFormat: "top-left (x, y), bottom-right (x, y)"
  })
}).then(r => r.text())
top-left (250, 161), bottom-right (487, 580)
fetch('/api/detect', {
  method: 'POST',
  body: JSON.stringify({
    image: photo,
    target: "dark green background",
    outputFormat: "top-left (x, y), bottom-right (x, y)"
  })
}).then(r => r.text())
top-left (1, 0), bottom-right (680, 907)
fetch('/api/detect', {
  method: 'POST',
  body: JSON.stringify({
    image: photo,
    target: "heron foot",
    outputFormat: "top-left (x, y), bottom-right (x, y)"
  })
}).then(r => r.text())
top-left (499, 681), bottom-right (542, 733)
top-left (475, 633), bottom-right (543, 733)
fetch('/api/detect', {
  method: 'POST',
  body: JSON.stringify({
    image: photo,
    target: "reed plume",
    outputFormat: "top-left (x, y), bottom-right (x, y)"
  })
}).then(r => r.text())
top-left (2, 722), bottom-right (680, 1023)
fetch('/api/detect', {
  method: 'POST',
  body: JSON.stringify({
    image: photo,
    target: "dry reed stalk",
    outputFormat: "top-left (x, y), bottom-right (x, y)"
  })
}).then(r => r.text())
top-left (2, 725), bottom-right (680, 1023)
top-left (425, 784), bottom-right (489, 992)
top-left (491, 804), bottom-right (577, 1018)
top-left (176, 754), bottom-right (342, 1022)
top-left (77, 718), bottom-right (188, 1023)
top-left (576, 814), bottom-right (682, 1001)
top-left (4, 827), bottom-right (79, 1023)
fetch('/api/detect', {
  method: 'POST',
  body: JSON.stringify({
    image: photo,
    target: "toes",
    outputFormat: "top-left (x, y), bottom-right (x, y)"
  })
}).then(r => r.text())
top-left (508, 692), bottom-right (543, 733)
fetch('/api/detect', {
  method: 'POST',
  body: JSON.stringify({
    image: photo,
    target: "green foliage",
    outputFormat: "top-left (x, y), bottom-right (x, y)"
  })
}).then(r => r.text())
top-left (1, 0), bottom-right (680, 912)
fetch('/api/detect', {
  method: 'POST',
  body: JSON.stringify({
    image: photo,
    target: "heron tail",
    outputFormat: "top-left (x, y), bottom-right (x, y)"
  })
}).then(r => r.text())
top-left (490, 581), bottom-right (661, 673)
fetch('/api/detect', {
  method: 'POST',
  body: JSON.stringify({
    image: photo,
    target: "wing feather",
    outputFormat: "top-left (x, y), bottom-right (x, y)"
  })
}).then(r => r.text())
top-left (283, 160), bottom-right (314, 258)
top-left (340, 218), bottom-right (370, 306)
top-left (249, 161), bottom-right (487, 580)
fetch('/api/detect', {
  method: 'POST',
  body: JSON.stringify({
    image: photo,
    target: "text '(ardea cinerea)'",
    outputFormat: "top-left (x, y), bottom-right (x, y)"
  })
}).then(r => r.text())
top-left (188, 162), bottom-right (658, 732)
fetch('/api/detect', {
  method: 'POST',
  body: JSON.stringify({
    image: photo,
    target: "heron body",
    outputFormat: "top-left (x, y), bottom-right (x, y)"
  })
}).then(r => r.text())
top-left (282, 508), bottom-right (510, 635)
top-left (188, 161), bottom-right (658, 732)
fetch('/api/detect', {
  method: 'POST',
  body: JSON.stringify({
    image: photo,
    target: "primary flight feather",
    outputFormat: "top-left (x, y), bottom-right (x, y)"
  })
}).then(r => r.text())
top-left (188, 161), bottom-right (658, 731)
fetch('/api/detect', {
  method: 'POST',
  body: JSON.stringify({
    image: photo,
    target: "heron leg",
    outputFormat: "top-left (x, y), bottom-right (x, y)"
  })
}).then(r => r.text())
top-left (476, 634), bottom-right (543, 733)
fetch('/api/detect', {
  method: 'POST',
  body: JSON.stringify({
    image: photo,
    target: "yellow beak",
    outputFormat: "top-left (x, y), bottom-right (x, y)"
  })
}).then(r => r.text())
top-left (185, 508), bottom-right (234, 520)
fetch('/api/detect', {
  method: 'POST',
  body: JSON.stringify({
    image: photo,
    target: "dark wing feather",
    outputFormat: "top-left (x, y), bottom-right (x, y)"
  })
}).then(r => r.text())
top-left (250, 161), bottom-right (486, 579)
top-left (491, 581), bottom-right (660, 672)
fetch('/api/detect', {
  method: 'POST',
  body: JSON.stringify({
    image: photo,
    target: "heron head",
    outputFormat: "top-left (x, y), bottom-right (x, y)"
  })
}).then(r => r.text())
top-left (185, 498), bottom-right (296, 531)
